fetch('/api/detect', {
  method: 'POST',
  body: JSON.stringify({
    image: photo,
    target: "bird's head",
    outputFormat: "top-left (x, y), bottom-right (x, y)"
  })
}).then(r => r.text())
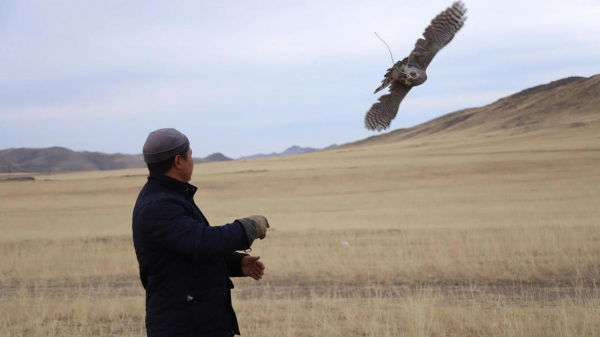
top-left (403, 67), bottom-right (427, 86)
top-left (405, 67), bottom-right (421, 80)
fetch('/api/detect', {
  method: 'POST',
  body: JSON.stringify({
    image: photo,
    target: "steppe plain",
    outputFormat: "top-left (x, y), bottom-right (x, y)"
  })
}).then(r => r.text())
top-left (1, 76), bottom-right (600, 336)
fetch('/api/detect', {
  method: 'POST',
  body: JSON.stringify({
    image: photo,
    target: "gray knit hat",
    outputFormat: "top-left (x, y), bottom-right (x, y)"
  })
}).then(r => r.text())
top-left (143, 128), bottom-right (190, 164)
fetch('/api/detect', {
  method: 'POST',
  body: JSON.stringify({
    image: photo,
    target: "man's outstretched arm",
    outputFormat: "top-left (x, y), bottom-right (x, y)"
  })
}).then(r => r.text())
top-left (141, 198), bottom-right (269, 261)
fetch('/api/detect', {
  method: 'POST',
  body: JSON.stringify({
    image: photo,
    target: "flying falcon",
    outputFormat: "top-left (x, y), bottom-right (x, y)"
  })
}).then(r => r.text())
top-left (365, 1), bottom-right (467, 131)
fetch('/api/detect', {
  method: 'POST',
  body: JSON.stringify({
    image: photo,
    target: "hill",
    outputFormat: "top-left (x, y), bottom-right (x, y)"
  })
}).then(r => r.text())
top-left (194, 153), bottom-right (233, 164)
top-left (345, 75), bottom-right (600, 148)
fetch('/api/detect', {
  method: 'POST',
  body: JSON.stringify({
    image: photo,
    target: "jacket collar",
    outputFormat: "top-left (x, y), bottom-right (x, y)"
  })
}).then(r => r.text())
top-left (148, 173), bottom-right (197, 198)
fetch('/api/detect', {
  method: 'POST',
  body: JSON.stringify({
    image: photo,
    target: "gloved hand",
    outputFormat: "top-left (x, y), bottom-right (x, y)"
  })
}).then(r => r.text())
top-left (238, 215), bottom-right (270, 247)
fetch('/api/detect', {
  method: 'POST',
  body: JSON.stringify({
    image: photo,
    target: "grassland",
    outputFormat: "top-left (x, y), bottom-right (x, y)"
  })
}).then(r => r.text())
top-left (1, 122), bottom-right (599, 336)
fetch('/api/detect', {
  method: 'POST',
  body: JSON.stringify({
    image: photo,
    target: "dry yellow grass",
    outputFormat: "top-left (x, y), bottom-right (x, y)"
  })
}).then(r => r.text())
top-left (1, 123), bottom-right (599, 336)
top-left (2, 286), bottom-right (599, 336)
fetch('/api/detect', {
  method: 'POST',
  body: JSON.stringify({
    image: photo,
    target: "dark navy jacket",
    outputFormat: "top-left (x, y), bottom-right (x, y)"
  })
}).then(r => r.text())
top-left (132, 173), bottom-right (250, 337)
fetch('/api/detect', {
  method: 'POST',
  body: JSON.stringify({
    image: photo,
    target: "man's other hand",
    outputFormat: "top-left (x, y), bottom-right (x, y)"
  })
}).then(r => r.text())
top-left (241, 256), bottom-right (265, 281)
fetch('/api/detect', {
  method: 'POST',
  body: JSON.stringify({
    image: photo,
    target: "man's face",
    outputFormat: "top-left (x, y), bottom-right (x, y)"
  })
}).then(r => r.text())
top-left (180, 147), bottom-right (194, 182)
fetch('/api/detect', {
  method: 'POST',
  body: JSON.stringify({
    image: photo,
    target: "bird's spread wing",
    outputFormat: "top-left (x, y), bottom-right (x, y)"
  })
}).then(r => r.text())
top-left (365, 81), bottom-right (412, 131)
top-left (408, 1), bottom-right (467, 70)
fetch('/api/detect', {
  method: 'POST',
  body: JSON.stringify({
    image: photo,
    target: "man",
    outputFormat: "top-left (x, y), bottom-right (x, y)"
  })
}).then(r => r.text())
top-left (132, 128), bottom-right (270, 337)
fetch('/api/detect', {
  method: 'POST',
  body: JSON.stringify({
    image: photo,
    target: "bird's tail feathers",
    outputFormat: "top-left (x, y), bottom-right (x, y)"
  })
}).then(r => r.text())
top-left (373, 65), bottom-right (396, 94)
top-left (373, 73), bottom-right (394, 94)
top-left (374, 61), bottom-right (405, 94)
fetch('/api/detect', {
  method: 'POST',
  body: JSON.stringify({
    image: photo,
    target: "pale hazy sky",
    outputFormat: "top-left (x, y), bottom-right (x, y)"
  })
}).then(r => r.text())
top-left (1, 0), bottom-right (599, 158)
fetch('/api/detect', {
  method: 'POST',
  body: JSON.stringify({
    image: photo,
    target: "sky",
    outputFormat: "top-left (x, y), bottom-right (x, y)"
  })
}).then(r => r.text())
top-left (1, 0), bottom-right (599, 158)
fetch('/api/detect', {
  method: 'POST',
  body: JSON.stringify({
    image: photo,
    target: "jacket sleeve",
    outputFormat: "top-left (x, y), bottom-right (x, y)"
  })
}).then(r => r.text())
top-left (224, 252), bottom-right (248, 277)
top-left (141, 197), bottom-right (250, 261)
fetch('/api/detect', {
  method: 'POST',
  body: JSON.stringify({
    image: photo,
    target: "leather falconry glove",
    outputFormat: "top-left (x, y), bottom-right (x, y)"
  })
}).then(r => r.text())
top-left (237, 215), bottom-right (270, 248)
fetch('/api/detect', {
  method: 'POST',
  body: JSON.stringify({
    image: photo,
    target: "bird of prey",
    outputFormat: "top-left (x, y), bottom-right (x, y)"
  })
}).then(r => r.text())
top-left (365, 1), bottom-right (467, 131)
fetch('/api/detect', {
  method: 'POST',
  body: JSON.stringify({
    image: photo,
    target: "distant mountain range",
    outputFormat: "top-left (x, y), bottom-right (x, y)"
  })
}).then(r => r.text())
top-left (0, 147), bottom-right (145, 174)
top-left (0, 148), bottom-right (236, 173)
top-left (237, 145), bottom-right (333, 161)
top-left (0, 145), bottom-right (332, 173)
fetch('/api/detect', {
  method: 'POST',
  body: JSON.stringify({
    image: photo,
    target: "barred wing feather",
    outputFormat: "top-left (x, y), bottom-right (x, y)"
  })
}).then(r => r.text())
top-left (408, 1), bottom-right (467, 70)
top-left (365, 82), bottom-right (412, 131)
